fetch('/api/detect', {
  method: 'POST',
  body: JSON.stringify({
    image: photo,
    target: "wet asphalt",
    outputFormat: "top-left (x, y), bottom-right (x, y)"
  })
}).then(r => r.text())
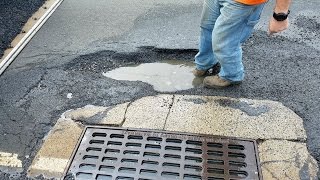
top-left (0, 0), bottom-right (319, 179)
top-left (0, 0), bottom-right (45, 57)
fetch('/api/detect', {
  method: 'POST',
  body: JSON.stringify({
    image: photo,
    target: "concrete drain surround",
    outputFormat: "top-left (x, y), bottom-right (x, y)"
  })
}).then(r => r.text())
top-left (64, 127), bottom-right (261, 180)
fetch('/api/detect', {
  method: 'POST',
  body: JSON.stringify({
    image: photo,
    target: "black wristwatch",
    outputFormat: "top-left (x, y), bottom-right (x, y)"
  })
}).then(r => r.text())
top-left (273, 10), bottom-right (290, 21)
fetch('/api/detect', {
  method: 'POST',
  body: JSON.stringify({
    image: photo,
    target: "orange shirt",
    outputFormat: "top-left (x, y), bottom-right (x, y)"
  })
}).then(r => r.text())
top-left (236, 0), bottom-right (267, 5)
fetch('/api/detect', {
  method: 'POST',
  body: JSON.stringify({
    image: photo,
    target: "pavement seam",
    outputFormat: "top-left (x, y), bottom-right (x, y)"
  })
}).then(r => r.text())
top-left (162, 94), bottom-right (175, 130)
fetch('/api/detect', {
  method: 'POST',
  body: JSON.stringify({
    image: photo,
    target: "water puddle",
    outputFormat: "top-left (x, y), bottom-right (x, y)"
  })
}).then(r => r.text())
top-left (102, 60), bottom-right (204, 92)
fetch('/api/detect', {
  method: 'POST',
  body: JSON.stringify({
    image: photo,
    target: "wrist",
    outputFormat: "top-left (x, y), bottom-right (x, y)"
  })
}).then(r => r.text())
top-left (274, 8), bottom-right (290, 14)
top-left (274, 0), bottom-right (291, 13)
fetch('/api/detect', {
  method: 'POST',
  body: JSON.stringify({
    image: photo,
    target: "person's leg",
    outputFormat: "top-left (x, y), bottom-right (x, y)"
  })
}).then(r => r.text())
top-left (240, 3), bottom-right (266, 44)
top-left (194, 0), bottom-right (221, 72)
top-left (210, 0), bottom-right (265, 82)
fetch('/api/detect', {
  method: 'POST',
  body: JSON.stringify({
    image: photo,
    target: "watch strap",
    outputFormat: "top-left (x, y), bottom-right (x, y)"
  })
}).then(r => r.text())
top-left (273, 10), bottom-right (290, 21)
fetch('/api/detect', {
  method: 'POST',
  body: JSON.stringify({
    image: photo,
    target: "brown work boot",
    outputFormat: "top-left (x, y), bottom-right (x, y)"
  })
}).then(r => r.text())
top-left (203, 75), bottom-right (241, 88)
top-left (192, 69), bottom-right (207, 77)
top-left (193, 63), bottom-right (221, 77)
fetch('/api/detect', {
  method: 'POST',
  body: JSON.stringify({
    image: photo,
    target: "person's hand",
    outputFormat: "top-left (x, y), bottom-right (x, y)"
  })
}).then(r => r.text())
top-left (268, 17), bottom-right (289, 35)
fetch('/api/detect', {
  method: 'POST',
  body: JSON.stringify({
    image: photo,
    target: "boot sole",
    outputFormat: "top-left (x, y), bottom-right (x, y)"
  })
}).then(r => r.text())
top-left (203, 81), bottom-right (242, 89)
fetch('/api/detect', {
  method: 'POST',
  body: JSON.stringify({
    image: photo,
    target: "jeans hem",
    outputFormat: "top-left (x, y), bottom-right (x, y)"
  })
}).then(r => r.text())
top-left (195, 62), bottom-right (219, 71)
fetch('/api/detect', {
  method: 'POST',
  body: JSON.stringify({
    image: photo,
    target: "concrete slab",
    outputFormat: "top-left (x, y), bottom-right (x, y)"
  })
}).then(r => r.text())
top-left (123, 95), bottom-right (174, 129)
top-left (64, 103), bottom-right (129, 126)
top-left (64, 105), bottom-right (108, 121)
top-left (28, 95), bottom-right (318, 179)
top-left (100, 102), bottom-right (129, 126)
top-left (165, 95), bottom-right (306, 140)
top-left (28, 118), bottom-right (84, 179)
top-left (259, 140), bottom-right (318, 179)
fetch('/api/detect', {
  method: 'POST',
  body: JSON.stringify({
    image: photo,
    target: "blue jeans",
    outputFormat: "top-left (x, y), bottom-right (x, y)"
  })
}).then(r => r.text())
top-left (195, 0), bottom-right (265, 82)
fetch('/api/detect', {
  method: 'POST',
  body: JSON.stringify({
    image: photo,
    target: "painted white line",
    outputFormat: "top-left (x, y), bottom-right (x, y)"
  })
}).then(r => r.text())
top-left (30, 157), bottom-right (69, 173)
top-left (0, 151), bottom-right (22, 168)
top-left (0, 0), bottom-right (64, 75)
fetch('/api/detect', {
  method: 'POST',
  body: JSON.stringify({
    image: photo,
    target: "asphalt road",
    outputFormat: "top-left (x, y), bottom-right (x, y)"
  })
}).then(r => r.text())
top-left (0, 0), bottom-right (45, 57)
top-left (0, 0), bottom-right (319, 179)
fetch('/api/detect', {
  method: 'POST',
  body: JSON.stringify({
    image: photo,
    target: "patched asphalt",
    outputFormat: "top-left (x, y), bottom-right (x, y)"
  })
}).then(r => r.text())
top-left (0, 0), bottom-right (319, 178)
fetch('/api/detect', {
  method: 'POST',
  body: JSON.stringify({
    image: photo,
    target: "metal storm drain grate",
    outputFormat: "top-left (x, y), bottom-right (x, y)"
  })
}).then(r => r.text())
top-left (64, 127), bottom-right (262, 180)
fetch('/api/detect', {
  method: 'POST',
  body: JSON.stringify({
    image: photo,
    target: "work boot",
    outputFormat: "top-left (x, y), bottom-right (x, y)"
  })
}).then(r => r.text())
top-left (193, 63), bottom-right (221, 77)
top-left (192, 69), bottom-right (207, 77)
top-left (203, 75), bottom-right (241, 88)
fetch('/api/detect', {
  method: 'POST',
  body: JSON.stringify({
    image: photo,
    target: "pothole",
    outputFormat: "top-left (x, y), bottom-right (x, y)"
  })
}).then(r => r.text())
top-left (102, 60), bottom-right (204, 92)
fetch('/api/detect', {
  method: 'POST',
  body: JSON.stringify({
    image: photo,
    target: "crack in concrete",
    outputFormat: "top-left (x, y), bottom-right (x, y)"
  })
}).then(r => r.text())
top-left (119, 101), bottom-right (133, 127)
top-left (263, 166), bottom-right (281, 180)
top-left (284, 173), bottom-right (295, 180)
top-left (162, 95), bottom-right (175, 130)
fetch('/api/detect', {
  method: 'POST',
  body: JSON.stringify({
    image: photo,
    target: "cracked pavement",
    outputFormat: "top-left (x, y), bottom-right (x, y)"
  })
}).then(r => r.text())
top-left (0, 0), bottom-right (320, 178)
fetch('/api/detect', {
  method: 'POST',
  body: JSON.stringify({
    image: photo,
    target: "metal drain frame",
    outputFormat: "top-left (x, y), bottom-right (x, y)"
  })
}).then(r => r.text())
top-left (64, 126), bottom-right (262, 180)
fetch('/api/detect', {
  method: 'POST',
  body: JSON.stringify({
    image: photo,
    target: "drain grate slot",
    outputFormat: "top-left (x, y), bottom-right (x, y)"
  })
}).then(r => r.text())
top-left (65, 127), bottom-right (261, 179)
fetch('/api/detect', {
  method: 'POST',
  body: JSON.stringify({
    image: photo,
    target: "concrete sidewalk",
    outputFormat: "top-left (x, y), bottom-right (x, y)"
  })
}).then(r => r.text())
top-left (26, 95), bottom-right (318, 179)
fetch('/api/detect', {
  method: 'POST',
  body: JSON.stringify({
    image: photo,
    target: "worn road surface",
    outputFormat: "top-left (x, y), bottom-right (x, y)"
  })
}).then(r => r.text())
top-left (0, 0), bottom-right (45, 57)
top-left (0, 0), bottom-right (319, 179)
